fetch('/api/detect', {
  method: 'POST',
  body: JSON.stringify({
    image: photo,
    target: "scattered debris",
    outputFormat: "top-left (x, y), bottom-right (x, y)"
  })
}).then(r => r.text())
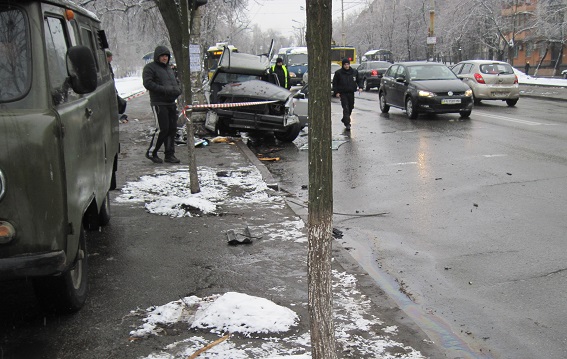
top-left (211, 136), bottom-right (234, 143)
top-left (227, 226), bottom-right (259, 245)
top-left (332, 228), bottom-right (344, 239)
top-left (473, 203), bottom-right (478, 207)
top-left (257, 156), bottom-right (280, 161)
top-left (188, 333), bottom-right (231, 359)
top-left (506, 172), bottom-right (512, 176)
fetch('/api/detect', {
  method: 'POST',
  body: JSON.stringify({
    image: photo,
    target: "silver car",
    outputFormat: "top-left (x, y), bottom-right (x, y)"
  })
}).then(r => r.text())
top-left (451, 60), bottom-right (520, 106)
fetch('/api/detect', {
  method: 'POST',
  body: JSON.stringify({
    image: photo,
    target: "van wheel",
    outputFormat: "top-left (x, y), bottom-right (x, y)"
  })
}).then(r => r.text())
top-left (275, 123), bottom-right (301, 142)
top-left (33, 225), bottom-right (88, 313)
top-left (99, 191), bottom-right (111, 226)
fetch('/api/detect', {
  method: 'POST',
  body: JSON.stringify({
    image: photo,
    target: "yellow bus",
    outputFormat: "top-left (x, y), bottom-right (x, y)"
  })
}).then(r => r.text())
top-left (331, 45), bottom-right (357, 66)
top-left (206, 42), bottom-right (238, 79)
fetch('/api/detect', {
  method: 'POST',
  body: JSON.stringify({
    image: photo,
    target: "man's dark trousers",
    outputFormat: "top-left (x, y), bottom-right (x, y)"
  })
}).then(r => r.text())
top-left (340, 92), bottom-right (355, 125)
top-left (148, 104), bottom-right (177, 157)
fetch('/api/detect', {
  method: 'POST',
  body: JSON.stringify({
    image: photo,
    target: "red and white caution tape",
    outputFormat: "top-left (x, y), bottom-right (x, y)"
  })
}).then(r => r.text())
top-left (184, 100), bottom-right (278, 111)
top-left (123, 90), bottom-right (147, 101)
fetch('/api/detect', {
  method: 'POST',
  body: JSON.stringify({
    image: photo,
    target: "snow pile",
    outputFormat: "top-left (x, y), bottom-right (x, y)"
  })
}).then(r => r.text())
top-left (115, 166), bottom-right (278, 217)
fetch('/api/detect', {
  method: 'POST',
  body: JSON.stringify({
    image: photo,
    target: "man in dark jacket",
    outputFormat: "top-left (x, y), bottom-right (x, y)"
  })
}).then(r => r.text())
top-left (143, 46), bottom-right (182, 163)
top-left (269, 57), bottom-right (290, 89)
top-left (332, 58), bottom-right (363, 130)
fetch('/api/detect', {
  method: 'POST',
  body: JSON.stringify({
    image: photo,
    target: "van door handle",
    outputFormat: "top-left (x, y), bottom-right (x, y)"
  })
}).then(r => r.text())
top-left (85, 108), bottom-right (93, 118)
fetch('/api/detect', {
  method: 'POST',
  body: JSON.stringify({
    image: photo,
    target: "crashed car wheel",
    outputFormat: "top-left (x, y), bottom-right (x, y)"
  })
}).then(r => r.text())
top-left (217, 117), bottom-right (237, 136)
top-left (274, 123), bottom-right (301, 142)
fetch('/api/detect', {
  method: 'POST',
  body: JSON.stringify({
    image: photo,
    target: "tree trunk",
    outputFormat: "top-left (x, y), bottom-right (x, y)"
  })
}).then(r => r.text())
top-left (186, 3), bottom-right (201, 194)
top-left (306, 1), bottom-right (336, 358)
top-left (154, 0), bottom-right (200, 194)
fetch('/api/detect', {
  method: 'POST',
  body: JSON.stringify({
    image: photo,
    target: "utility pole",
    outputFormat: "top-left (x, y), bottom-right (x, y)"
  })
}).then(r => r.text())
top-left (341, 0), bottom-right (345, 47)
top-left (427, 0), bottom-right (435, 61)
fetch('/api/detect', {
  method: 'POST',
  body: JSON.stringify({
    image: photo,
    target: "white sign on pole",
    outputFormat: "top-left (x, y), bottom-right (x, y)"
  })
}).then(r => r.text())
top-left (427, 37), bottom-right (437, 45)
top-left (189, 44), bottom-right (201, 72)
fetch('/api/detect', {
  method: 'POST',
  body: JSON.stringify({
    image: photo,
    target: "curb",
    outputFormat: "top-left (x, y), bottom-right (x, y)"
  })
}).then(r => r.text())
top-left (235, 139), bottom-right (279, 190)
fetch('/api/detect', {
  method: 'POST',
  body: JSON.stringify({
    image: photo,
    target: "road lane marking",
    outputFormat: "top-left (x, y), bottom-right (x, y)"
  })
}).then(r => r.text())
top-left (474, 111), bottom-right (543, 125)
top-left (483, 154), bottom-right (508, 158)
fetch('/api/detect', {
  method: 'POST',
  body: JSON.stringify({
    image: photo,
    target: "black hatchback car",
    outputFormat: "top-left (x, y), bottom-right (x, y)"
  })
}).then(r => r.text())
top-left (357, 61), bottom-right (391, 90)
top-left (379, 62), bottom-right (473, 119)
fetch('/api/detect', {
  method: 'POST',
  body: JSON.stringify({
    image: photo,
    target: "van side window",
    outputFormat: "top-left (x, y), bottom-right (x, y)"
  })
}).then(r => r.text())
top-left (81, 27), bottom-right (99, 72)
top-left (0, 6), bottom-right (32, 102)
top-left (44, 16), bottom-right (77, 105)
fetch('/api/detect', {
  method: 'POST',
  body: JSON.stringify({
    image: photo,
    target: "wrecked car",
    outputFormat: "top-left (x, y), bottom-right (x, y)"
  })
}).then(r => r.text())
top-left (205, 46), bottom-right (303, 142)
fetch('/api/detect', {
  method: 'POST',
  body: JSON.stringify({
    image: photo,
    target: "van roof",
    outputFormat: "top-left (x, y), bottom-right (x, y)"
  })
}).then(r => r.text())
top-left (30, 0), bottom-right (101, 21)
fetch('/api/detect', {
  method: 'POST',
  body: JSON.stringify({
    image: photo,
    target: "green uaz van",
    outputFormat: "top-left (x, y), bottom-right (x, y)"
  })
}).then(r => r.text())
top-left (0, 0), bottom-right (119, 312)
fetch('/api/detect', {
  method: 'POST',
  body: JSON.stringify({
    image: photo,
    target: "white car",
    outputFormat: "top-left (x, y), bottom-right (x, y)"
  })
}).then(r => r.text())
top-left (451, 60), bottom-right (520, 106)
top-left (562, 69), bottom-right (567, 79)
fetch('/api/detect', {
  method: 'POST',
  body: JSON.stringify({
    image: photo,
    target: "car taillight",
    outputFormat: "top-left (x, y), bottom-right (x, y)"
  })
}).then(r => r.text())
top-left (473, 73), bottom-right (485, 84)
top-left (514, 75), bottom-right (518, 84)
top-left (371, 70), bottom-right (378, 76)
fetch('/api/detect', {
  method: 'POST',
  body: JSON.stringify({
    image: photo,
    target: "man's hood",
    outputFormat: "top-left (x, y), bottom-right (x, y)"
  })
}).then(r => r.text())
top-left (153, 46), bottom-right (171, 64)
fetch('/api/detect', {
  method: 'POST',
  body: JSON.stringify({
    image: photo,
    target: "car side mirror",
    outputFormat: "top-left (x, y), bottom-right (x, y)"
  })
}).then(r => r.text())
top-left (395, 75), bottom-right (406, 83)
top-left (294, 92), bottom-right (306, 99)
top-left (67, 45), bottom-right (98, 94)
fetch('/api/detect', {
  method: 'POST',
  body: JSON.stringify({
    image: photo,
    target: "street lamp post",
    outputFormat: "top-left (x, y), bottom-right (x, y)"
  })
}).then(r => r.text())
top-left (292, 19), bottom-right (305, 46)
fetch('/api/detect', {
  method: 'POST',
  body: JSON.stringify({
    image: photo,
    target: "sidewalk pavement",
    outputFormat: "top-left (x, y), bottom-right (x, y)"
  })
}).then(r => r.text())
top-left (519, 84), bottom-right (567, 102)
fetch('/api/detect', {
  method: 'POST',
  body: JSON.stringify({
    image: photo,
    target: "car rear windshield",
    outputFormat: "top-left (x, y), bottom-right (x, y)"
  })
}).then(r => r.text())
top-left (0, 6), bottom-right (32, 103)
top-left (369, 61), bottom-right (391, 70)
top-left (480, 63), bottom-right (514, 75)
top-left (409, 65), bottom-right (456, 81)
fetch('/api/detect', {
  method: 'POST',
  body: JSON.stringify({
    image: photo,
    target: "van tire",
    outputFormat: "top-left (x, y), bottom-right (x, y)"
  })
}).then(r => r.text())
top-left (33, 225), bottom-right (88, 313)
top-left (98, 191), bottom-right (111, 226)
top-left (110, 170), bottom-right (117, 190)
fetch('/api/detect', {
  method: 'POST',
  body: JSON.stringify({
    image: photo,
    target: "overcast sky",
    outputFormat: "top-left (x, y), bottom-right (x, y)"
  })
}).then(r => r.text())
top-left (246, 0), bottom-right (367, 33)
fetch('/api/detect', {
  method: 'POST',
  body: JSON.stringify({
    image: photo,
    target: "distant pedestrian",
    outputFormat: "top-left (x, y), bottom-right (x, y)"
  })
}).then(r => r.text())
top-left (332, 58), bottom-right (363, 131)
top-left (142, 45), bottom-right (182, 164)
top-left (106, 49), bottom-right (114, 79)
top-left (269, 57), bottom-right (290, 89)
top-left (525, 61), bottom-right (530, 75)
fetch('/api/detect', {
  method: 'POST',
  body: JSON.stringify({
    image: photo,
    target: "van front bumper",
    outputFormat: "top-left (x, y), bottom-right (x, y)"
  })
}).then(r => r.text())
top-left (0, 251), bottom-right (66, 280)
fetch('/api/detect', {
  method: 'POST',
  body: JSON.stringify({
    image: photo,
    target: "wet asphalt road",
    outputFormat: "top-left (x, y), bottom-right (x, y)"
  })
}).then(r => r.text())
top-left (250, 91), bottom-right (567, 359)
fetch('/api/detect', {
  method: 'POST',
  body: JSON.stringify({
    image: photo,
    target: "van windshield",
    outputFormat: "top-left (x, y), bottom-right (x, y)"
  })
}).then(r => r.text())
top-left (0, 6), bottom-right (32, 102)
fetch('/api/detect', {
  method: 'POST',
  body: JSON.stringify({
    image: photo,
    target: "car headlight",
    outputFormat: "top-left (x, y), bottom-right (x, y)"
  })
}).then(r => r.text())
top-left (0, 169), bottom-right (5, 201)
top-left (418, 90), bottom-right (435, 97)
top-left (465, 89), bottom-right (473, 97)
top-left (289, 72), bottom-right (297, 77)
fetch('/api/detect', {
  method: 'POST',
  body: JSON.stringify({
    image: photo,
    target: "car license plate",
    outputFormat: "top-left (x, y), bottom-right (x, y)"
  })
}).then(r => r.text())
top-left (441, 98), bottom-right (461, 104)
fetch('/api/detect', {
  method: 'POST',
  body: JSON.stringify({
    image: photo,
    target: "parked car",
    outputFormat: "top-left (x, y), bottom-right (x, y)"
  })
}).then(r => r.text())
top-left (205, 48), bottom-right (303, 141)
top-left (357, 61), bottom-right (391, 90)
top-left (292, 84), bottom-right (309, 126)
top-left (379, 61), bottom-right (473, 119)
top-left (0, 0), bottom-right (119, 313)
top-left (450, 60), bottom-right (519, 106)
top-left (562, 69), bottom-right (567, 79)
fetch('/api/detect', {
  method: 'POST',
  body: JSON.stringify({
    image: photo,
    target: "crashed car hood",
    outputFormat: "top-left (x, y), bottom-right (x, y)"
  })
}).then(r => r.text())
top-left (218, 80), bottom-right (292, 102)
